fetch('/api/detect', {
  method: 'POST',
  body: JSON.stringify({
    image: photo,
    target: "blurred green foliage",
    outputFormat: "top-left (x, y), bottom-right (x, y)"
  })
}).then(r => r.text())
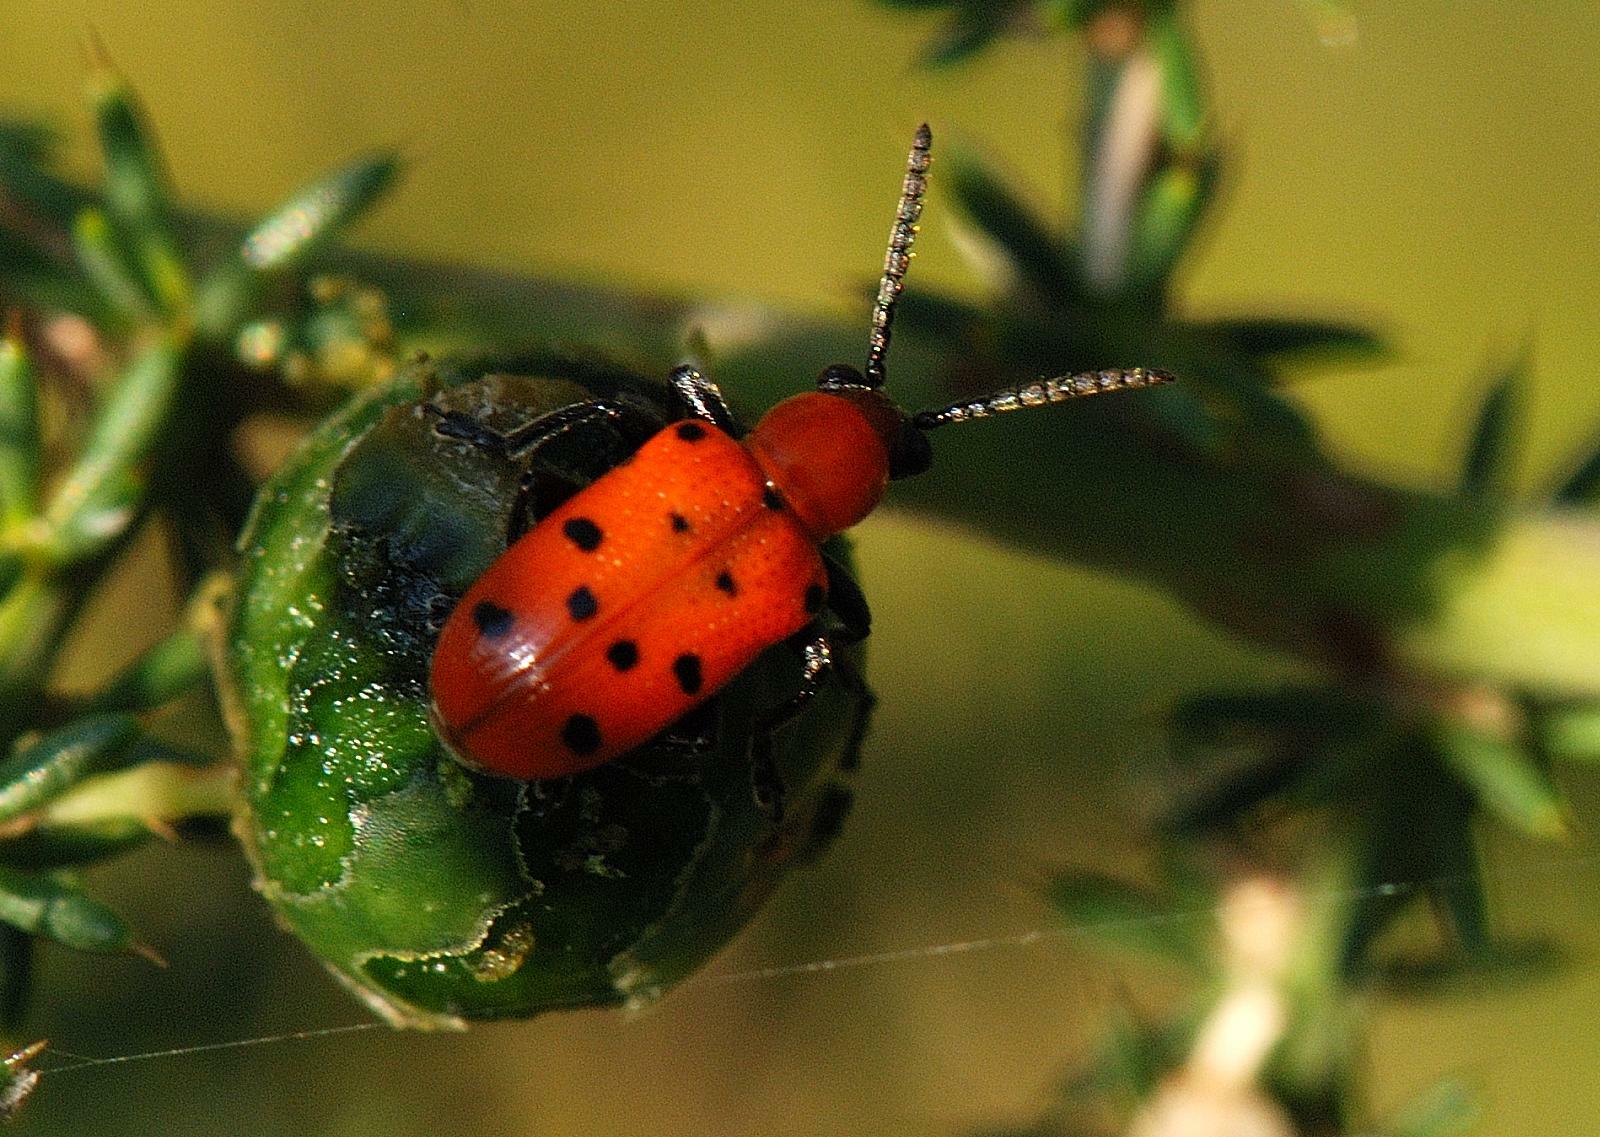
top-left (0, 1), bottom-right (1594, 1134)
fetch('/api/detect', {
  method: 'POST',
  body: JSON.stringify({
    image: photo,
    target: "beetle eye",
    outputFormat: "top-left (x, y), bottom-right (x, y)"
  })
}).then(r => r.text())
top-left (818, 363), bottom-right (867, 390)
top-left (887, 420), bottom-right (933, 479)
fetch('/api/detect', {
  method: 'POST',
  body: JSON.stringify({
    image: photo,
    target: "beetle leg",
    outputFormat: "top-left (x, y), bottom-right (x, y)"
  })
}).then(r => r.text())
top-left (497, 400), bottom-right (631, 460)
top-left (668, 365), bottom-right (741, 435)
top-left (425, 398), bottom-right (633, 460)
top-left (423, 404), bottom-right (516, 454)
top-left (508, 464), bottom-right (587, 541)
top-left (499, 400), bottom-right (663, 539)
top-left (821, 554), bottom-right (872, 644)
top-left (750, 632), bottom-right (850, 821)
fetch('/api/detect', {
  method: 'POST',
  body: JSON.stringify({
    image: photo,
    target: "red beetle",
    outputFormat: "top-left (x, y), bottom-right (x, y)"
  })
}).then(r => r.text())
top-left (429, 126), bottom-right (1172, 804)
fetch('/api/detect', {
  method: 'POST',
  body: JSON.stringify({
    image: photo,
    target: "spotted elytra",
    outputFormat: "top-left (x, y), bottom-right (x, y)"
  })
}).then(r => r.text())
top-left (427, 125), bottom-right (1173, 811)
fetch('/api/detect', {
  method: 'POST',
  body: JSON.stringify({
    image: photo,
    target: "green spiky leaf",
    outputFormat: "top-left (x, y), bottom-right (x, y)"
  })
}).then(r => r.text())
top-left (1384, 1078), bottom-right (1481, 1137)
top-left (1167, 686), bottom-right (1390, 831)
top-left (1082, 1002), bottom-right (1171, 1102)
top-left (1459, 354), bottom-right (1525, 501)
top-left (0, 325), bottom-right (41, 530)
top-left (0, 818), bottom-right (158, 871)
top-left (1340, 737), bottom-right (1492, 972)
top-left (0, 714), bottom-right (140, 825)
top-left (0, 864), bottom-right (147, 956)
top-left (1048, 871), bottom-right (1203, 969)
top-left (1416, 787), bottom-right (1491, 959)
top-left (90, 64), bottom-right (172, 239)
top-left (1172, 686), bottom-right (1379, 744)
top-left (1434, 718), bottom-right (1566, 840)
top-left (42, 334), bottom-right (185, 560)
top-left (919, 7), bottom-right (1012, 67)
top-left (0, 119), bottom-right (88, 232)
top-left (196, 152), bottom-right (400, 337)
top-left (70, 206), bottom-right (151, 319)
top-left (240, 152), bottom-right (399, 274)
top-left (943, 144), bottom-right (1076, 302)
top-left (1147, 8), bottom-right (1205, 147)
top-left (88, 58), bottom-right (188, 317)
top-left (1535, 701), bottom-right (1600, 762)
top-left (1190, 316), bottom-right (1387, 367)
top-left (1123, 156), bottom-right (1217, 294)
top-left (1552, 433), bottom-right (1600, 507)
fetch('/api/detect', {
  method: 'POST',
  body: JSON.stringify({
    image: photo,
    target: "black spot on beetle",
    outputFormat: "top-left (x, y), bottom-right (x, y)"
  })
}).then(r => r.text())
top-left (670, 512), bottom-right (691, 533)
top-left (566, 585), bottom-right (599, 621)
top-left (673, 653), bottom-right (703, 696)
top-left (762, 484), bottom-right (785, 511)
top-left (561, 714), bottom-right (602, 756)
top-left (803, 583), bottom-right (826, 614)
top-left (473, 600), bottom-right (515, 638)
top-left (606, 639), bottom-right (639, 671)
top-left (714, 571), bottom-right (738, 597)
top-left (676, 422), bottom-right (707, 442)
top-left (562, 517), bottom-right (603, 552)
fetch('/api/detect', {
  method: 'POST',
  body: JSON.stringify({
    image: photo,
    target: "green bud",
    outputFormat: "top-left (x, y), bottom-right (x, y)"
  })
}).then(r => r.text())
top-left (221, 356), bottom-right (868, 1028)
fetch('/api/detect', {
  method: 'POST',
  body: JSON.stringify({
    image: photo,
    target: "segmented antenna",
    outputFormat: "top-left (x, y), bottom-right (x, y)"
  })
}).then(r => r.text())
top-left (863, 123), bottom-right (933, 389)
top-left (911, 367), bottom-right (1175, 430)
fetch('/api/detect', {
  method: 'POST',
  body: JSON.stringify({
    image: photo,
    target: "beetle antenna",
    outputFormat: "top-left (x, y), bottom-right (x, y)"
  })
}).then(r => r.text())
top-left (862, 123), bottom-right (932, 390)
top-left (911, 367), bottom-right (1175, 430)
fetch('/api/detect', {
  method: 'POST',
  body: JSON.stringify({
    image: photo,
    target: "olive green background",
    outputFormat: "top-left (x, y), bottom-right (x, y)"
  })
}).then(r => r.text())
top-left (5, 2), bottom-right (1600, 1135)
